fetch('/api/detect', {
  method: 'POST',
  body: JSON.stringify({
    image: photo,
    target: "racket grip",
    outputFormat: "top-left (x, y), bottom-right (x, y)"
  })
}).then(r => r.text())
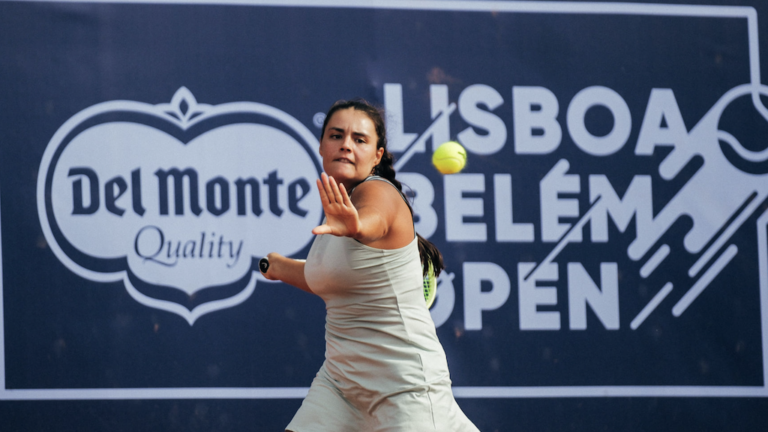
top-left (258, 257), bottom-right (270, 274)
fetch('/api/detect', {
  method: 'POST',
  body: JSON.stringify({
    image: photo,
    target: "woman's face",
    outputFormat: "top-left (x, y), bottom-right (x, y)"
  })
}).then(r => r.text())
top-left (319, 108), bottom-right (384, 190)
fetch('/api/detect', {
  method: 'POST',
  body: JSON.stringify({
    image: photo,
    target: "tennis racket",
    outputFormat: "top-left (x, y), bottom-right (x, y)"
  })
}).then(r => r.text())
top-left (259, 257), bottom-right (270, 274)
top-left (423, 261), bottom-right (437, 309)
top-left (259, 256), bottom-right (305, 274)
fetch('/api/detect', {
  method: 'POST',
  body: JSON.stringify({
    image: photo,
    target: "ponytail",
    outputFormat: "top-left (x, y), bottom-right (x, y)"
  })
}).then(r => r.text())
top-left (417, 233), bottom-right (445, 279)
top-left (373, 149), bottom-right (401, 190)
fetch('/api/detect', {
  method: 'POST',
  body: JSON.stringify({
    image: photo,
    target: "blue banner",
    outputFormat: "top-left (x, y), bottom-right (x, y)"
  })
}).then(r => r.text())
top-left (1, 0), bottom-right (768, 430)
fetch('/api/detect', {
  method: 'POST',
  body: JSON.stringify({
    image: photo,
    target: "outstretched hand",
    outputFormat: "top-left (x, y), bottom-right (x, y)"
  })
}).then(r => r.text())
top-left (312, 173), bottom-right (362, 238)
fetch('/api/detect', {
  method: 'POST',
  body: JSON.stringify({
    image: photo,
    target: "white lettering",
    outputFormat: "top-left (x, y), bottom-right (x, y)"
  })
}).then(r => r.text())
top-left (397, 172), bottom-right (438, 238)
top-left (445, 174), bottom-right (486, 242)
top-left (540, 160), bottom-right (580, 242)
top-left (567, 262), bottom-right (620, 330)
top-left (567, 86), bottom-right (631, 156)
top-left (635, 88), bottom-right (689, 155)
top-left (457, 84), bottom-right (507, 155)
top-left (513, 86), bottom-right (562, 154)
top-left (589, 175), bottom-right (653, 244)
top-left (384, 83), bottom-right (417, 152)
top-left (518, 262), bottom-right (560, 330)
top-left (464, 262), bottom-right (511, 331)
top-left (430, 84), bottom-right (451, 152)
top-left (494, 174), bottom-right (534, 242)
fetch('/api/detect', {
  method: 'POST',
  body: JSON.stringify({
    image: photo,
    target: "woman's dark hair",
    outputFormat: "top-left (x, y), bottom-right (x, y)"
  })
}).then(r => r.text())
top-left (321, 99), bottom-right (445, 278)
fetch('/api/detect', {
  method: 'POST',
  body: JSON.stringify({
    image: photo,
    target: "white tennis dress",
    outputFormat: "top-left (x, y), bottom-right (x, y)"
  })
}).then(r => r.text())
top-left (285, 178), bottom-right (479, 432)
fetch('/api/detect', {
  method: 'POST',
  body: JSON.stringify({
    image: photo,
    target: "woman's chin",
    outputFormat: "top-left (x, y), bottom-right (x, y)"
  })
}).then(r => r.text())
top-left (324, 167), bottom-right (360, 183)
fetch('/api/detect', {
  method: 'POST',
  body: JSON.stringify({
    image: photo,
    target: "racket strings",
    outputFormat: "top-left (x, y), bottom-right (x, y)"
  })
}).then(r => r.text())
top-left (423, 261), bottom-right (437, 308)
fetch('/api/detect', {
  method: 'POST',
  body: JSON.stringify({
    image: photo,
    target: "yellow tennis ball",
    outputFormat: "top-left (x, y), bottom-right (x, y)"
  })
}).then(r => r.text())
top-left (432, 141), bottom-right (467, 174)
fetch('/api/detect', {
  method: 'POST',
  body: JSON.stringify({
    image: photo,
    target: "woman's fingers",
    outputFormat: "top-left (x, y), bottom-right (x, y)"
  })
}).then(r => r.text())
top-left (318, 173), bottom-right (351, 209)
top-left (317, 174), bottom-right (338, 207)
top-left (316, 178), bottom-right (330, 204)
top-left (340, 183), bottom-right (352, 207)
top-left (328, 175), bottom-right (343, 202)
top-left (312, 174), bottom-right (361, 238)
top-left (312, 224), bottom-right (332, 235)
top-left (323, 173), bottom-right (339, 203)
top-left (320, 173), bottom-right (333, 203)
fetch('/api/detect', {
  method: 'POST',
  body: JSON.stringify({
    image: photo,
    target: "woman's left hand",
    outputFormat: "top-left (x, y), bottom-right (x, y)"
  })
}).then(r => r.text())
top-left (312, 173), bottom-right (362, 238)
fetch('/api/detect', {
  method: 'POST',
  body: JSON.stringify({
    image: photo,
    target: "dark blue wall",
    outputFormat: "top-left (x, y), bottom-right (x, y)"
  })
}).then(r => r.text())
top-left (1, 0), bottom-right (768, 430)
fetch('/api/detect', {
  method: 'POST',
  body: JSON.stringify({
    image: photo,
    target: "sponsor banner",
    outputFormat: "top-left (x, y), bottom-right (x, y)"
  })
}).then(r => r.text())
top-left (0, 0), bottom-right (767, 406)
top-left (38, 87), bottom-right (323, 325)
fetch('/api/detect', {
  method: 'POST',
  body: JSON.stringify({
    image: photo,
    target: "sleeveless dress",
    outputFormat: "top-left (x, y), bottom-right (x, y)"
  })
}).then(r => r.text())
top-left (286, 177), bottom-right (479, 432)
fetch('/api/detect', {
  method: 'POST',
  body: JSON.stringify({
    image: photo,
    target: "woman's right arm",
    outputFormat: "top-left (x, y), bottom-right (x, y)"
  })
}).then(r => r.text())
top-left (261, 252), bottom-right (313, 294)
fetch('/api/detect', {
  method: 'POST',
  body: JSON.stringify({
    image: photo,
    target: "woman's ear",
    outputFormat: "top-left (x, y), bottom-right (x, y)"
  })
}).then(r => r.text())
top-left (375, 147), bottom-right (384, 165)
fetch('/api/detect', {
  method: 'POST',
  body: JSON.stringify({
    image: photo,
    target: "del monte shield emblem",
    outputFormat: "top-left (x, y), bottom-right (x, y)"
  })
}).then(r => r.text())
top-left (37, 87), bottom-right (323, 324)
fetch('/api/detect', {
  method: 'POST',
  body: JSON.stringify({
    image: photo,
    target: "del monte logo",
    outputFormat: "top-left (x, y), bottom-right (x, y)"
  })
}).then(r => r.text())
top-left (37, 87), bottom-right (323, 324)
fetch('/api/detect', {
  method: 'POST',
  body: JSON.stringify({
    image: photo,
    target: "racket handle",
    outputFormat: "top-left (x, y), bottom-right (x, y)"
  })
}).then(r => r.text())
top-left (258, 257), bottom-right (270, 274)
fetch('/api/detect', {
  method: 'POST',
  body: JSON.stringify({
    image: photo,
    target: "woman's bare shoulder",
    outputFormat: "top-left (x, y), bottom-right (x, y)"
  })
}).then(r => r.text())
top-left (351, 179), bottom-right (411, 218)
top-left (351, 178), bottom-right (404, 203)
top-left (351, 179), bottom-right (413, 247)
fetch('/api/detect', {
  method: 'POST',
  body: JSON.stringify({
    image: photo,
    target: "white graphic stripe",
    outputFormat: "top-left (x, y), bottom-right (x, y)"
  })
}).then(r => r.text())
top-left (0, 184), bottom-right (4, 392)
top-left (393, 103), bottom-right (456, 171)
top-left (640, 244), bottom-right (670, 278)
top-left (452, 385), bottom-right (768, 398)
top-left (688, 195), bottom-right (760, 277)
top-left (674, 244), bottom-right (738, 317)
top-left (630, 282), bottom-right (673, 330)
top-left (2, 385), bottom-right (768, 400)
top-left (523, 197), bottom-right (602, 281)
top-left (757, 209), bottom-right (768, 386)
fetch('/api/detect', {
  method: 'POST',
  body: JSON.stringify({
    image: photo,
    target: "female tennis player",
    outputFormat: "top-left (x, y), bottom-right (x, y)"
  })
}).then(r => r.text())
top-left (262, 99), bottom-right (479, 432)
